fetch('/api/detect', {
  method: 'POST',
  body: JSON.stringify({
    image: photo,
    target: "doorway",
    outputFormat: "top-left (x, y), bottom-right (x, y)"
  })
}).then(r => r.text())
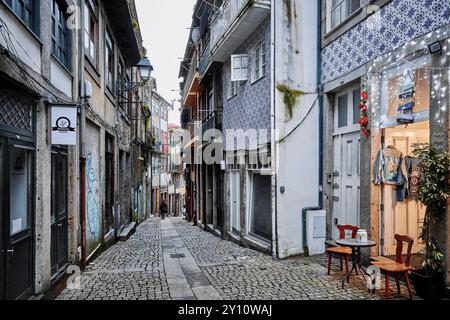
top-left (229, 171), bottom-right (240, 233)
top-left (0, 138), bottom-right (34, 300)
top-left (50, 148), bottom-right (69, 279)
top-left (332, 85), bottom-right (361, 239)
top-left (382, 122), bottom-right (428, 256)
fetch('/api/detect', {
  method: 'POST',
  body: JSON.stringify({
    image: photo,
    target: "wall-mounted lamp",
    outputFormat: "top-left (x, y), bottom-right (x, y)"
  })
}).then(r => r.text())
top-left (220, 160), bottom-right (226, 171)
top-left (428, 40), bottom-right (442, 55)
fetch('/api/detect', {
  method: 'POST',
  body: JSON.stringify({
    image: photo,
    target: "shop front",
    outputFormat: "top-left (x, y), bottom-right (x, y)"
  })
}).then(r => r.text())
top-left (367, 49), bottom-right (443, 260)
top-left (0, 82), bottom-right (35, 300)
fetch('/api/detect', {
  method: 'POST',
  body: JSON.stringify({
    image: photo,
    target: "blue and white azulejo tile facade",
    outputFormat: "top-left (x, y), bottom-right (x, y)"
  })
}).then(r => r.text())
top-left (321, 0), bottom-right (450, 84)
top-left (222, 18), bottom-right (272, 151)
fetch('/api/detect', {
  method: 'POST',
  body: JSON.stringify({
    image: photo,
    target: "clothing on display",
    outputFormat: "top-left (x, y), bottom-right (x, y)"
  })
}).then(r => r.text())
top-left (397, 156), bottom-right (421, 202)
top-left (374, 146), bottom-right (409, 188)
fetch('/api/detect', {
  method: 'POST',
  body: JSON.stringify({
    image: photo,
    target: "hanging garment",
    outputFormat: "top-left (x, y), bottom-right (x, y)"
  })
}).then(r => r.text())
top-left (396, 156), bottom-right (421, 202)
top-left (374, 146), bottom-right (409, 189)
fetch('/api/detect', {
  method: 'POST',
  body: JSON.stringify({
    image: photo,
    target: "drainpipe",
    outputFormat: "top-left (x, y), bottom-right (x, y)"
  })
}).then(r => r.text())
top-left (301, 0), bottom-right (324, 255)
top-left (79, 0), bottom-right (87, 269)
top-left (270, 0), bottom-right (278, 260)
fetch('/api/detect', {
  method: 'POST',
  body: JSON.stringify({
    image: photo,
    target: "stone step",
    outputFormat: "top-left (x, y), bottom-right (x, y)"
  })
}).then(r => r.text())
top-left (118, 222), bottom-right (137, 241)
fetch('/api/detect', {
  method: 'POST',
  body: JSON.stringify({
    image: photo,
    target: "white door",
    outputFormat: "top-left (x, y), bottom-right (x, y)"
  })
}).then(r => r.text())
top-left (383, 124), bottom-right (428, 256)
top-left (230, 172), bottom-right (240, 232)
top-left (332, 85), bottom-right (361, 240)
top-left (332, 132), bottom-right (361, 239)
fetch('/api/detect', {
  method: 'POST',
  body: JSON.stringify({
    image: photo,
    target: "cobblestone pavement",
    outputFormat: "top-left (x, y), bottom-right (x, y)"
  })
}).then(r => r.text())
top-left (57, 218), bottom-right (170, 300)
top-left (57, 217), bottom-right (413, 300)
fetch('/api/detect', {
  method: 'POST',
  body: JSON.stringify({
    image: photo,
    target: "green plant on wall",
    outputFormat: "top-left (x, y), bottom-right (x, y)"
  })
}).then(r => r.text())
top-left (132, 18), bottom-right (139, 30)
top-left (412, 143), bottom-right (450, 274)
top-left (277, 83), bottom-right (305, 119)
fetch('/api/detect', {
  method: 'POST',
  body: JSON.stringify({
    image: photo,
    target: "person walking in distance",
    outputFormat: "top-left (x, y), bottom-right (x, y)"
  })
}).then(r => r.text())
top-left (160, 200), bottom-right (168, 220)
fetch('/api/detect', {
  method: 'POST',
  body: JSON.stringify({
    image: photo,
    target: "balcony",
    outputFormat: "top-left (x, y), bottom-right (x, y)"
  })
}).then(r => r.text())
top-left (208, 0), bottom-right (270, 63)
top-left (202, 110), bottom-right (223, 137)
top-left (182, 51), bottom-right (201, 107)
top-left (199, 41), bottom-right (212, 76)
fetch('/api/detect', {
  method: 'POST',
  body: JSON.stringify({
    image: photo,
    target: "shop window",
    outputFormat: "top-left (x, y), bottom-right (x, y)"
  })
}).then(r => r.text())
top-left (248, 173), bottom-right (272, 241)
top-left (51, 0), bottom-right (70, 69)
top-left (328, 0), bottom-right (360, 31)
top-left (83, 0), bottom-right (98, 67)
top-left (5, 0), bottom-right (39, 34)
top-left (380, 55), bottom-right (431, 125)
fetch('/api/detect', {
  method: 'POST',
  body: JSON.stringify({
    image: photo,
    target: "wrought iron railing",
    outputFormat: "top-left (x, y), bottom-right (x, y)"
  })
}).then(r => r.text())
top-left (182, 51), bottom-right (199, 102)
top-left (210, 0), bottom-right (251, 52)
top-left (199, 41), bottom-right (211, 76)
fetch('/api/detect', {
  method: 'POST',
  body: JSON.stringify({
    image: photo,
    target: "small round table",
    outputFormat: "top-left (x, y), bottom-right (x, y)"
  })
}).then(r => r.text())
top-left (335, 238), bottom-right (377, 289)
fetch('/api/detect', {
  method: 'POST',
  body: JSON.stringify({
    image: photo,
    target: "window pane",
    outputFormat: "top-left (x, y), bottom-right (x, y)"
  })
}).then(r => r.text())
top-left (338, 94), bottom-right (348, 128)
top-left (10, 148), bottom-right (31, 235)
top-left (348, 0), bottom-right (360, 14)
top-left (57, 154), bottom-right (67, 213)
top-left (233, 57), bottom-right (241, 68)
top-left (331, 8), bottom-right (340, 28)
top-left (353, 88), bottom-right (361, 124)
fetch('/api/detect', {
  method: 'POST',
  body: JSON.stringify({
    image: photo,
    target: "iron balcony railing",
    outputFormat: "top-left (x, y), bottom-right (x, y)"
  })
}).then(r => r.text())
top-left (210, 0), bottom-right (251, 54)
top-left (186, 109), bottom-right (223, 141)
top-left (182, 51), bottom-right (199, 103)
top-left (202, 110), bottom-right (223, 137)
top-left (199, 41), bottom-right (211, 76)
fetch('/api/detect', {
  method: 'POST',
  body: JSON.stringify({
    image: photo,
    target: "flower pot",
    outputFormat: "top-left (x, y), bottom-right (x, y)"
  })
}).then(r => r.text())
top-left (411, 269), bottom-right (445, 300)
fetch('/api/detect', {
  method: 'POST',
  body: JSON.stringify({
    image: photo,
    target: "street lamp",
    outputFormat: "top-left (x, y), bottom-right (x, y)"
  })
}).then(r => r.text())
top-left (118, 57), bottom-right (154, 93)
top-left (137, 56), bottom-right (154, 81)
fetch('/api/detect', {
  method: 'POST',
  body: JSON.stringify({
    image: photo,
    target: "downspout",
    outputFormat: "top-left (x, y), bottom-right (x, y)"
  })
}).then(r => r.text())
top-left (270, 0), bottom-right (278, 260)
top-left (301, 0), bottom-right (323, 255)
top-left (79, 0), bottom-right (87, 269)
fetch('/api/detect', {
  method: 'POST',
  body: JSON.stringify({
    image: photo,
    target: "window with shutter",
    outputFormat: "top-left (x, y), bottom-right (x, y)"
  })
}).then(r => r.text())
top-left (252, 42), bottom-right (266, 83)
top-left (231, 54), bottom-right (249, 82)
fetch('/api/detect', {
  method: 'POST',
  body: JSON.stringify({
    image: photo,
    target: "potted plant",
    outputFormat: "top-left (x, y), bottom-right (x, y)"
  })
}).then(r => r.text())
top-left (411, 143), bottom-right (450, 300)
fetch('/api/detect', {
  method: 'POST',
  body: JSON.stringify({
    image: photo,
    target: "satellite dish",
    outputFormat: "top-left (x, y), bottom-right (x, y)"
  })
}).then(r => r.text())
top-left (191, 27), bottom-right (201, 45)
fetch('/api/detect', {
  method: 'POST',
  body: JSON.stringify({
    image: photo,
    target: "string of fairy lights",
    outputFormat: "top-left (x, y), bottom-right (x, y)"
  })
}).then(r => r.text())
top-left (363, 24), bottom-right (450, 132)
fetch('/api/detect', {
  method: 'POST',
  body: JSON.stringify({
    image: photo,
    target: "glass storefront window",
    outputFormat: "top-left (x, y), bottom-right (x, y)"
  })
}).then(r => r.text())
top-left (380, 55), bottom-right (431, 127)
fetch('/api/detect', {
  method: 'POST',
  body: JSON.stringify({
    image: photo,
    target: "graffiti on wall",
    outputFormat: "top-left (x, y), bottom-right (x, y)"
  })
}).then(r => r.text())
top-left (86, 153), bottom-right (100, 247)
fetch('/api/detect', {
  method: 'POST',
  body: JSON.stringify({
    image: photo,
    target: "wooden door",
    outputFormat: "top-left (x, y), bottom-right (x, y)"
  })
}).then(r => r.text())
top-left (332, 132), bottom-right (361, 239)
top-left (383, 127), bottom-right (427, 256)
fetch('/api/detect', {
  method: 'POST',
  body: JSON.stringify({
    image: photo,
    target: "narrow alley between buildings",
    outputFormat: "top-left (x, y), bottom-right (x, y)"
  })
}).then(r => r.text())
top-left (57, 217), bottom-right (412, 301)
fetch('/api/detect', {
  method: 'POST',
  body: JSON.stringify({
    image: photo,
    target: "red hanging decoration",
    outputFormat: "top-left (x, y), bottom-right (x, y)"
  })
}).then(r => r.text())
top-left (359, 81), bottom-right (370, 137)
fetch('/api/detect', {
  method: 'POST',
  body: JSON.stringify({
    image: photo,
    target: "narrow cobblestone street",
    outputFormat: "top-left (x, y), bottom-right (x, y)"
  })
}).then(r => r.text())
top-left (57, 218), bottom-right (414, 300)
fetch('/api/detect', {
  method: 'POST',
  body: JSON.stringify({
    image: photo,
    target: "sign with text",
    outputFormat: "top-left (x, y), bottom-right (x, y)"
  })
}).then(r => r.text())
top-left (51, 105), bottom-right (78, 145)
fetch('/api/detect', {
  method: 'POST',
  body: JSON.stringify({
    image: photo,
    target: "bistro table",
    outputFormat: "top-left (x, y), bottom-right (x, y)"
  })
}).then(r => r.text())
top-left (335, 238), bottom-right (377, 289)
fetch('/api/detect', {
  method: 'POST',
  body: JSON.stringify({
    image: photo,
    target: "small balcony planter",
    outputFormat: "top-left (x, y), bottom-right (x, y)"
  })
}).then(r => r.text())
top-left (411, 269), bottom-right (445, 300)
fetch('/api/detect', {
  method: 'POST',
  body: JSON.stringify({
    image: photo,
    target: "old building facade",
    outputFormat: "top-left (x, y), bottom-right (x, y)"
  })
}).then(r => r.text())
top-left (320, 0), bottom-right (450, 283)
top-left (150, 89), bottom-right (170, 216)
top-left (180, 0), bottom-right (321, 258)
top-left (0, 0), bottom-right (158, 299)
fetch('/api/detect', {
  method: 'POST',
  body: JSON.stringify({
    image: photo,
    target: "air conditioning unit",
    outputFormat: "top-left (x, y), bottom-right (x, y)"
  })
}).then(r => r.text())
top-left (306, 210), bottom-right (326, 256)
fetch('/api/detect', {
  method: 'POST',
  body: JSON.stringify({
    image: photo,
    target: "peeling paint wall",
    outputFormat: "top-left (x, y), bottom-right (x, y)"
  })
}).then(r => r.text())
top-left (274, 0), bottom-right (320, 258)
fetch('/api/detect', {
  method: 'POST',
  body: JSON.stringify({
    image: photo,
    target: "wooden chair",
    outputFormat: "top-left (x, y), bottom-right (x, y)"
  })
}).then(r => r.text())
top-left (326, 225), bottom-right (359, 276)
top-left (371, 235), bottom-right (414, 299)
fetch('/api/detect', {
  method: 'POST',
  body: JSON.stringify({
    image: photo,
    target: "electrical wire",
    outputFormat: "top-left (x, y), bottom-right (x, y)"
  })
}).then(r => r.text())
top-left (277, 95), bottom-right (320, 143)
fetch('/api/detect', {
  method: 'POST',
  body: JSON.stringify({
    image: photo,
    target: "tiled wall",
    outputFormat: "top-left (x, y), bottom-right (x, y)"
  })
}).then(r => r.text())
top-left (321, 0), bottom-right (450, 84)
top-left (222, 18), bottom-right (272, 151)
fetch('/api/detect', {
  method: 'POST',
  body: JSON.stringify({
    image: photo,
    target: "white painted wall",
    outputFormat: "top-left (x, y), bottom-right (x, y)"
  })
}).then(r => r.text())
top-left (0, 6), bottom-right (42, 74)
top-left (273, 0), bottom-right (319, 258)
top-left (50, 59), bottom-right (73, 98)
